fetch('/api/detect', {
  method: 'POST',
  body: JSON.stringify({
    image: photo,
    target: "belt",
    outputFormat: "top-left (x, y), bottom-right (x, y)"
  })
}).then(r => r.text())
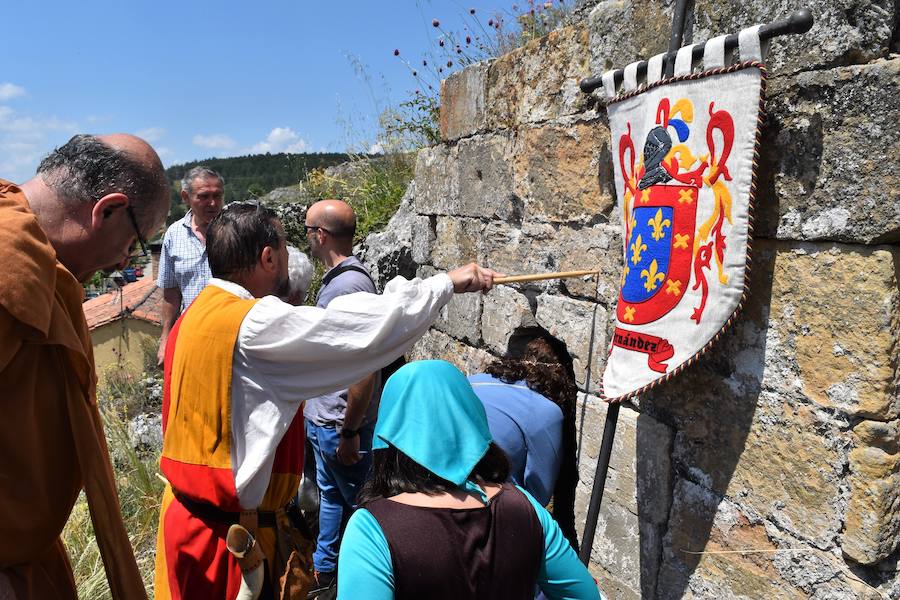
top-left (174, 493), bottom-right (278, 528)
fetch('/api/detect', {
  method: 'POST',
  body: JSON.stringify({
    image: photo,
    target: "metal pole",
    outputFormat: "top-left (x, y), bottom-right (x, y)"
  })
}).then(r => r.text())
top-left (578, 0), bottom-right (692, 566)
top-left (578, 402), bottom-right (621, 564)
top-left (664, 0), bottom-right (691, 78)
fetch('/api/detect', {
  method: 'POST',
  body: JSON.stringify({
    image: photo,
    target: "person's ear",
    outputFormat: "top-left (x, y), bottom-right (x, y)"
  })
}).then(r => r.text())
top-left (259, 245), bottom-right (277, 273)
top-left (91, 193), bottom-right (129, 231)
top-left (180, 189), bottom-right (189, 204)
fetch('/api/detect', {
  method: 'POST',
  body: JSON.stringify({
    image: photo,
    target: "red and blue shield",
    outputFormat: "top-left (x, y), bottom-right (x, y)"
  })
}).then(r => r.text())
top-left (617, 185), bottom-right (698, 326)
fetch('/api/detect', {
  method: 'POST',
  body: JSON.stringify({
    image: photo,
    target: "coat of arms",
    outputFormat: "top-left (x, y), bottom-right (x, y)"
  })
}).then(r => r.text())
top-left (601, 34), bottom-right (767, 401)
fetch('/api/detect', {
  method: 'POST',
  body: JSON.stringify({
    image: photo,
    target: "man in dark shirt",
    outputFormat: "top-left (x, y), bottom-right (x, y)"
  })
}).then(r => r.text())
top-left (303, 200), bottom-right (380, 593)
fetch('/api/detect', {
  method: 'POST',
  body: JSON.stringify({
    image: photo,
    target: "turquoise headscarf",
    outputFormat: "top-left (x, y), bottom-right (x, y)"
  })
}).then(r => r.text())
top-left (373, 360), bottom-right (494, 503)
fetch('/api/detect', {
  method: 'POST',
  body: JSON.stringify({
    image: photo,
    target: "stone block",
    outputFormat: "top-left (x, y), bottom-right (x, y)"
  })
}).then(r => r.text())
top-left (769, 243), bottom-right (900, 419)
top-left (486, 26), bottom-right (592, 129)
top-left (724, 404), bottom-right (846, 547)
top-left (433, 291), bottom-right (482, 345)
top-left (431, 217), bottom-right (483, 270)
top-left (408, 328), bottom-right (494, 375)
top-left (480, 286), bottom-right (537, 355)
top-left (658, 480), bottom-right (810, 600)
top-left (410, 214), bottom-right (435, 265)
top-left (587, 1), bottom-right (671, 77)
top-left (588, 0), bottom-right (895, 81)
top-left (361, 183), bottom-right (420, 283)
top-left (853, 419), bottom-right (900, 452)
top-left (440, 60), bottom-right (491, 141)
top-left (691, 0), bottom-right (895, 76)
top-left (456, 134), bottom-right (521, 220)
top-left (843, 437), bottom-right (900, 564)
top-left (535, 294), bottom-right (608, 391)
top-left (514, 120), bottom-right (616, 225)
top-left (413, 144), bottom-right (458, 216)
top-left (575, 400), bottom-right (673, 599)
top-left (758, 58), bottom-right (900, 244)
top-left (478, 220), bottom-right (557, 277)
top-left (552, 223), bottom-right (621, 303)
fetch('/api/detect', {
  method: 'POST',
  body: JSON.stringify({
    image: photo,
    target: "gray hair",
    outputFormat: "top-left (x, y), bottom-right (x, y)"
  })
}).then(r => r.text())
top-left (286, 246), bottom-right (314, 304)
top-left (37, 134), bottom-right (167, 219)
top-left (181, 166), bottom-right (224, 195)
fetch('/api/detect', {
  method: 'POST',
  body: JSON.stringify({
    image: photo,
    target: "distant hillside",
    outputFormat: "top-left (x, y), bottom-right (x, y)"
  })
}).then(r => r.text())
top-left (164, 152), bottom-right (350, 225)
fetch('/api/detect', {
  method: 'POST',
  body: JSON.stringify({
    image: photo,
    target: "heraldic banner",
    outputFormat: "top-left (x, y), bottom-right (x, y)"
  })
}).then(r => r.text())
top-left (601, 27), bottom-right (769, 402)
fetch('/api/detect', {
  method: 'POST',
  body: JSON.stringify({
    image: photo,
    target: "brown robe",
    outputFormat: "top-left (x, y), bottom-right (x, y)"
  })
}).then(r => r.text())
top-left (0, 180), bottom-right (147, 599)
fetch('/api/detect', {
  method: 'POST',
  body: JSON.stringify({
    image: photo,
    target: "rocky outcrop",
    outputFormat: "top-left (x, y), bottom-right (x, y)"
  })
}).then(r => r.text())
top-left (362, 1), bottom-right (900, 597)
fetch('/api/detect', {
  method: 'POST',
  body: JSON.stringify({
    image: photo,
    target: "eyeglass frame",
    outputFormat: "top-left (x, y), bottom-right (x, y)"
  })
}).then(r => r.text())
top-left (303, 225), bottom-right (330, 236)
top-left (125, 205), bottom-right (149, 259)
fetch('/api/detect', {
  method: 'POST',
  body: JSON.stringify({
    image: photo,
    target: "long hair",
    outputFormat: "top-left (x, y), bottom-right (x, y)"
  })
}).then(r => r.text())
top-left (357, 442), bottom-right (510, 505)
top-left (484, 335), bottom-right (579, 549)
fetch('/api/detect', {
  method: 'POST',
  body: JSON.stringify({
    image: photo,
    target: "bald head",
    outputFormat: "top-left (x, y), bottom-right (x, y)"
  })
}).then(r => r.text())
top-left (98, 133), bottom-right (164, 172)
top-left (307, 199), bottom-right (356, 240)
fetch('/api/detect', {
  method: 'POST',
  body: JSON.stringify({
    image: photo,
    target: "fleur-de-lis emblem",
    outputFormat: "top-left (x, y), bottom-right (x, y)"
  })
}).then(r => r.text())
top-left (648, 208), bottom-right (671, 242)
top-left (630, 234), bottom-right (646, 265)
top-left (641, 259), bottom-right (666, 292)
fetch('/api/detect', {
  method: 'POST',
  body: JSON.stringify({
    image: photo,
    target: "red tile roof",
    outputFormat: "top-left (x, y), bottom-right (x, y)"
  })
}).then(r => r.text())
top-left (83, 277), bottom-right (163, 330)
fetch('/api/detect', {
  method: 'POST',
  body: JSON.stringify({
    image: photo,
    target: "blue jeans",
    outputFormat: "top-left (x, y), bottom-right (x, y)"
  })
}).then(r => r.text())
top-left (305, 420), bottom-right (374, 573)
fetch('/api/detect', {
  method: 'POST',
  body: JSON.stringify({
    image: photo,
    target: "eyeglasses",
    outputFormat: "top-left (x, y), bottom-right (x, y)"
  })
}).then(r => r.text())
top-left (304, 225), bottom-right (329, 236)
top-left (125, 205), bottom-right (149, 259)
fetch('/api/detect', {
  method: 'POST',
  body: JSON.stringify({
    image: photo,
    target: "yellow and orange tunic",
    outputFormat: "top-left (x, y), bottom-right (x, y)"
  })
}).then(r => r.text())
top-left (154, 286), bottom-right (306, 599)
top-left (153, 264), bottom-right (456, 599)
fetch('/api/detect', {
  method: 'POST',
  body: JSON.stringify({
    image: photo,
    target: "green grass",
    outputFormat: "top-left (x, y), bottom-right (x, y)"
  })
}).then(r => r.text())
top-left (299, 152), bottom-right (415, 300)
top-left (303, 153), bottom-right (415, 245)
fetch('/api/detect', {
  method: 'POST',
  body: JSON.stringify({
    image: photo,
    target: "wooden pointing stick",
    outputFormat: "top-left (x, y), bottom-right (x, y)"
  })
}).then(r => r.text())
top-left (493, 269), bottom-right (599, 284)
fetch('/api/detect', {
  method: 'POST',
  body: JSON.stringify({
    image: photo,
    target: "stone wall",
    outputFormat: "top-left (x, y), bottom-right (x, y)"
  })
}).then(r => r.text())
top-left (361, 1), bottom-right (900, 597)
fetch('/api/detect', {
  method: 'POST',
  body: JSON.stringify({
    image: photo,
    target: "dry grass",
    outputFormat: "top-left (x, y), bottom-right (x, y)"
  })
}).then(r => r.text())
top-left (62, 374), bottom-right (163, 598)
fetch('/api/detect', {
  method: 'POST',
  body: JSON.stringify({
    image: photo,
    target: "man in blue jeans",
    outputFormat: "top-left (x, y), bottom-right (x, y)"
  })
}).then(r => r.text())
top-left (303, 199), bottom-right (380, 596)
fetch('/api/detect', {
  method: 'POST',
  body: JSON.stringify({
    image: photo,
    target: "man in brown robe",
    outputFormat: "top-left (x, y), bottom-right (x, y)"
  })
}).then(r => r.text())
top-left (0, 134), bottom-right (169, 599)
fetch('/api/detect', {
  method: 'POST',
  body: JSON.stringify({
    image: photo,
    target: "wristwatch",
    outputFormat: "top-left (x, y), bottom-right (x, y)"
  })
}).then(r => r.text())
top-left (339, 427), bottom-right (359, 439)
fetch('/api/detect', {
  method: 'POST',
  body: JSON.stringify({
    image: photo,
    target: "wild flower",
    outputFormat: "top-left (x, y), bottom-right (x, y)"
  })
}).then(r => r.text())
top-left (387, 0), bottom-right (571, 151)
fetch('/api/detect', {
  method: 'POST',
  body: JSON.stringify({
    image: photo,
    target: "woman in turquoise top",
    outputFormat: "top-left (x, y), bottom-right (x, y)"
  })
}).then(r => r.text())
top-left (337, 360), bottom-right (603, 600)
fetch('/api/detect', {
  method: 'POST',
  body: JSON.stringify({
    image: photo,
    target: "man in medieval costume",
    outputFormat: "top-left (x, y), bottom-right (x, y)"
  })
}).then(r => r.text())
top-left (154, 201), bottom-right (497, 599)
top-left (0, 134), bottom-right (170, 599)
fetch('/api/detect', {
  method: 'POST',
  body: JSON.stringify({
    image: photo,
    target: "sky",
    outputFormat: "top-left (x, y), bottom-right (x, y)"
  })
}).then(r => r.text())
top-left (2, 0), bottom-right (524, 182)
